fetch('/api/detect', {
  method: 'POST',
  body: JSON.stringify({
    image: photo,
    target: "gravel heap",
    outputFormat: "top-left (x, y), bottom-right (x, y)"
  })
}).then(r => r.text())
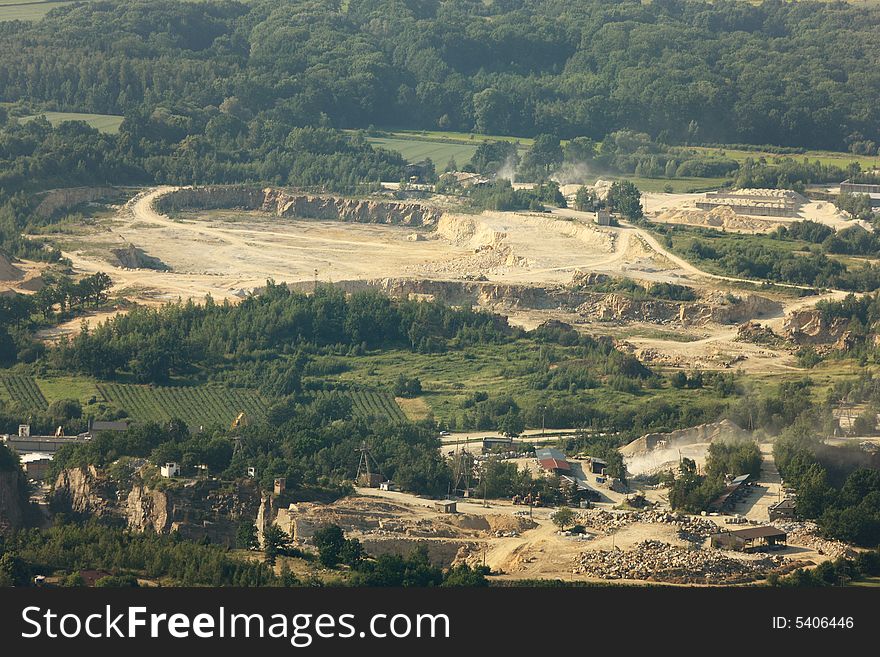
top-left (573, 540), bottom-right (786, 584)
top-left (578, 509), bottom-right (719, 543)
top-left (775, 521), bottom-right (857, 559)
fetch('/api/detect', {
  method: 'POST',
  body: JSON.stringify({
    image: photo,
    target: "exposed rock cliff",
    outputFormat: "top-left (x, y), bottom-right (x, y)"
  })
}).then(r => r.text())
top-left (0, 470), bottom-right (29, 534)
top-left (154, 185), bottom-right (444, 227)
top-left (52, 466), bottom-right (117, 517)
top-left (261, 189), bottom-right (443, 226)
top-left (783, 309), bottom-right (848, 345)
top-left (52, 466), bottom-right (261, 545)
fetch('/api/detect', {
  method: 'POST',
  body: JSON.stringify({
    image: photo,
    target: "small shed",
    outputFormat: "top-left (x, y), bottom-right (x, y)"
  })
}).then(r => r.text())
top-left (160, 462), bottom-right (180, 478)
top-left (769, 498), bottom-right (796, 521)
top-left (596, 209), bottom-right (611, 226)
top-left (435, 500), bottom-right (457, 514)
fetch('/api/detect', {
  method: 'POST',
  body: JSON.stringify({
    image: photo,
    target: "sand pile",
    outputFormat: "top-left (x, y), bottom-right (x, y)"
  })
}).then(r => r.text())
top-left (654, 204), bottom-right (781, 232)
top-left (0, 253), bottom-right (24, 281)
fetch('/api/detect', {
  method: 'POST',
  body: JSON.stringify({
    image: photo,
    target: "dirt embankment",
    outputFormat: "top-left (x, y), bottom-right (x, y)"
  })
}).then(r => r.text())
top-left (34, 186), bottom-right (117, 218)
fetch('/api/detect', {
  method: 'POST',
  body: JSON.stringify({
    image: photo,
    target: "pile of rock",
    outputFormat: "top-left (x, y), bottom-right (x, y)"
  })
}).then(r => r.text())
top-left (573, 540), bottom-right (786, 584)
top-left (578, 509), bottom-right (718, 542)
top-left (776, 521), bottom-right (856, 559)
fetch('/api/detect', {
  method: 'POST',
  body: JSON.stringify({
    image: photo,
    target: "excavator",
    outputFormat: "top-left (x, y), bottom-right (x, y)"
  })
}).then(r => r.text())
top-left (230, 412), bottom-right (246, 430)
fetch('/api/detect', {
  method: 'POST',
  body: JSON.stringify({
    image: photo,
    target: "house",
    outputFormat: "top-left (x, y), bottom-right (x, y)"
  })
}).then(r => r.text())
top-left (535, 447), bottom-right (571, 474)
top-left (160, 462), bottom-right (180, 478)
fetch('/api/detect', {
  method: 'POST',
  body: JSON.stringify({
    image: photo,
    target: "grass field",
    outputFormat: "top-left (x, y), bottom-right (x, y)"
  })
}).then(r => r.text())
top-left (19, 111), bottom-right (124, 134)
top-left (0, 1), bottom-right (78, 21)
top-left (368, 137), bottom-right (479, 167)
top-left (692, 145), bottom-right (880, 172)
top-left (333, 341), bottom-right (726, 426)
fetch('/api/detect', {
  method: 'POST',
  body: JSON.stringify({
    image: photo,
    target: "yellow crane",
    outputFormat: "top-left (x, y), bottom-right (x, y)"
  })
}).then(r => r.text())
top-left (231, 412), bottom-right (246, 430)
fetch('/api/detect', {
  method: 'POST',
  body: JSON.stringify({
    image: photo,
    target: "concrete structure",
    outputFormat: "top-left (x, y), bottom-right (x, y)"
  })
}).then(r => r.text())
top-left (358, 472), bottom-right (385, 488)
top-left (482, 437), bottom-right (513, 453)
top-left (21, 454), bottom-right (52, 480)
top-left (89, 420), bottom-right (129, 433)
top-left (697, 189), bottom-right (805, 217)
top-left (160, 462), bottom-right (180, 478)
top-left (840, 178), bottom-right (880, 208)
top-left (1, 425), bottom-right (91, 455)
top-left (435, 500), bottom-right (457, 514)
top-left (379, 481), bottom-right (398, 492)
top-left (596, 209), bottom-right (611, 226)
top-left (273, 478), bottom-right (286, 495)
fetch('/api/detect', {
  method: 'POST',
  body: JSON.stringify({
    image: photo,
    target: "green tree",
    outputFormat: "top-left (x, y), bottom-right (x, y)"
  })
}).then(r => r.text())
top-left (550, 506), bottom-right (575, 531)
top-left (263, 525), bottom-right (292, 566)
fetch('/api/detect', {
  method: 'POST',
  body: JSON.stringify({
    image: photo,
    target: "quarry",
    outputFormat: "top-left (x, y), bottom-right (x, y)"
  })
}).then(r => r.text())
top-left (6, 182), bottom-right (860, 376)
top-left (1, 181), bottom-right (873, 587)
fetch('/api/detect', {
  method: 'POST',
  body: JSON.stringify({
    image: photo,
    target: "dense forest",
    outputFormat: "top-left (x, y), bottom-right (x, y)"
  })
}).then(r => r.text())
top-left (0, 0), bottom-right (879, 151)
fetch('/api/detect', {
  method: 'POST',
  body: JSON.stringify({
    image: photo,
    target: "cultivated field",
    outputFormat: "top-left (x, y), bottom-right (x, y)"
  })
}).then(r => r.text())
top-left (304, 389), bottom-right (408, 423)
top-left (0, 0), bottom-right (77, 22)
top-left (19, 111), bottom-right (124, 134)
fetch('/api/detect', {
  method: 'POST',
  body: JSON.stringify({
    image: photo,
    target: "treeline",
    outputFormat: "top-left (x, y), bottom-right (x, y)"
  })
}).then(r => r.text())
top-left (668, 227), bottom-right (880, 291)
top-left (51, 283), bottom-right (514, 383)
top-left (0, 114), bottom-right (405, 198)
top-left (774, 416), bottom-right (880, 547)
top-left (52, 402), bottom-right (452, 497)
top-left (0, 521), bottom-right (278, 587)
top-left (0, 271), bottom-right (112, 366)
top-left (1, 0), bottom-right (879, 150)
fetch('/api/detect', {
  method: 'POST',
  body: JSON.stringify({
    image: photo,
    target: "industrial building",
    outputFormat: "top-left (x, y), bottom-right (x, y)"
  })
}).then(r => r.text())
top-left (696, 189), bottom-right (805, 217)
top-left (840, 177), bottom-right (880, 208)
top-left (482, 437), bottom-right (514, 453)
top-left (535, 447), bottom-right (571, 474)
top-left (711, 526), bottom-right (788, 552)
top-left (707, 474), bottom-right (751, 513)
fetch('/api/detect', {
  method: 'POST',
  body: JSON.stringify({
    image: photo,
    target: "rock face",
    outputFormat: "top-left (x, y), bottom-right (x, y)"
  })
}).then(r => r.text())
top-left (154, 186), bottom-right (444, 227)
top-left (53, 466), bottom-right (261, 545)
top-left (34, 186), bottom-right (116, 218)
top-left (783, 309), bottom-right (848, 344)
top-left (0, 470), bottom-right (29, 534)
top-left (52, 466), bottom-right (116, 517)
top-left (261, 189), bottom-right (443, 227)
top-left (126, 484), bottom-right (171, 533)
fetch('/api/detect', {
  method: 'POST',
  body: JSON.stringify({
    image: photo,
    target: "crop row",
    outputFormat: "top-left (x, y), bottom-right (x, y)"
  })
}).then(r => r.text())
top-left (0, 375), bottom-right (48, 410)
top-left (308, 389), bottom-right (407, 422)
top-left (97, 383), bottom-right (269, 428)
